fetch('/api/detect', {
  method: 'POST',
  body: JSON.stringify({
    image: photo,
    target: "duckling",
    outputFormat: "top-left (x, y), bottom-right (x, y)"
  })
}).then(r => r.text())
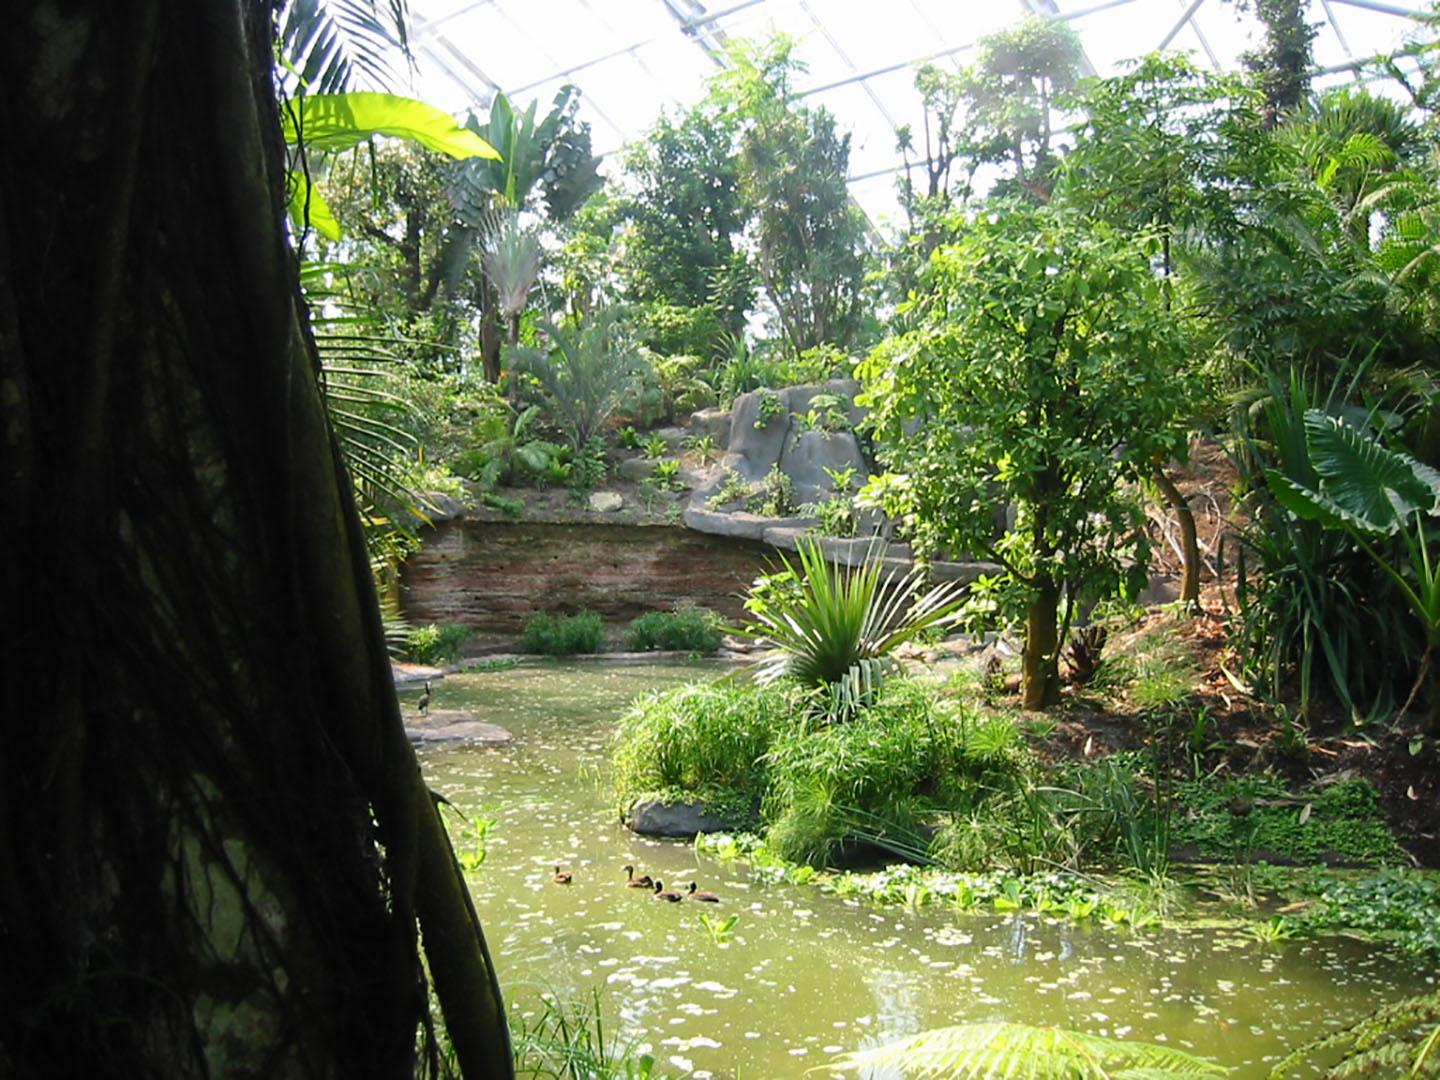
top-left (652, 879), bottom-right (683, 902)
top-left (552, 865), bottom-right (573, 885)
top-left (685, 881), bottom-right (720, 903)
top-left (417, 680), bottom-right (432, 715)
top-left (623, 864), bottom-right (654, 889)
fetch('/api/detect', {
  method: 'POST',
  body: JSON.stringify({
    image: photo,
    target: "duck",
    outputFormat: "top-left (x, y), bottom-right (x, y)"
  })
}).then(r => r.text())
top-left (623, 864), bottom-right (654, 889)
top-left (552, 865), bottom-right (573, 885)
top-left (685, 882), bottom-right (720, 903)
top-left (417, 680), bottom-right (432, 716)
top-left (652, 880), bottom-right (683, 902)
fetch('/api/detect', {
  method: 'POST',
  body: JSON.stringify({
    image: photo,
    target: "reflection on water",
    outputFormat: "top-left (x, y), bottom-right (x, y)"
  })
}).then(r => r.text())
top-left (413, 660), bottom-right (1432, 1078)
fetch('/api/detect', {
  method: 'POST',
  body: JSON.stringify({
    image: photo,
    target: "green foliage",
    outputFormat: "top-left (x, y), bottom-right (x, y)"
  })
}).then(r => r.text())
top-left (403, 623), bottom-right (471, 665)
top-left (521, 610), bottom-right (605, 656)
top-left (821, 1021), bottom-right (1225, 1079)
top-left (802, 465), bottom-right (862, 539)
top-left (277, 0), bottom-right (408, 96)
top-left (624, 607), bottom-right (723, 654)
top-left (707, 469), bottom-right (753, 509)
top-left (860, 203), bottom-right (1201, 707)
top-left (1228, 368), bottom-right (1419, 720)
top-left (734, 538), bottom-right (967, 722)
top-left (611, 681), bottom-right (794, 811)
top-left (510, 989), bottom-right (663, 1080)
top-left (1268, 988), bottom-right (1440, 1079)
top-left (1171, 776), bottom-right (1403, 865)
top-left (641, 434), bottom-right (668, 460)
top-left (616, 426), bottom-right (641, 450)
top-left (749, 464), bottom-right (794, 517)
top-left (1234, 0), bottom-right (1319, 122)
top-left (710, 36), bottom-right (868, 354)
top-left (618, 102), bottom-right (753, 352)
top-left (511, 309), bottom-right (651, 453)
top-left (453, 85), bottom-right (601, 221)
top-left (696, 912), bottom-right (739, 946)
top-left (752, 388), bottom-right (787, 429)
top-left (1289, 869), bottom-right (1440, 959)
top-left (762, 680), bottom-right (1021, 866)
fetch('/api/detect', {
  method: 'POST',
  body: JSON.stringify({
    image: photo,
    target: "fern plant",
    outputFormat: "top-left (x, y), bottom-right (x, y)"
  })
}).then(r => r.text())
top-left (822, 1021), bottom-right (1225, 1079)
top-left (1268, 989), bottom-right (1440, 1078)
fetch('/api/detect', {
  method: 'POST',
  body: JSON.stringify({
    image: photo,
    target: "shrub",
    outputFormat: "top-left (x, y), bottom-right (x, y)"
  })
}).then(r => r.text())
top-left (521, 610), bottom-right (605, 656)
top-left (611, 681), bottom-right (794, 812)
top-left (624, 607), bottom-right (723, 654)
top-left (403, 622), bottom-right (472, 665)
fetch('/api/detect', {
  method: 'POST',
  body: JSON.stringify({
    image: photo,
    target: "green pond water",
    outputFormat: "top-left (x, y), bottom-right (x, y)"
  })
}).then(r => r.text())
top-left (412, 660), bottom-right (1432, 1079)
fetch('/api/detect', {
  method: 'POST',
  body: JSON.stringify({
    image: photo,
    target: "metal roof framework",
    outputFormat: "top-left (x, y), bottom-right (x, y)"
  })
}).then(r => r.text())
top-left (402, 0), bottom-right (1430, 225)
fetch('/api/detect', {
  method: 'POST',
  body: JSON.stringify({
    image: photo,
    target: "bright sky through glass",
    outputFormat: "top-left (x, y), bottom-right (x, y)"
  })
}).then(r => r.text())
top-left (399, 0), bottom-right (1426, 227)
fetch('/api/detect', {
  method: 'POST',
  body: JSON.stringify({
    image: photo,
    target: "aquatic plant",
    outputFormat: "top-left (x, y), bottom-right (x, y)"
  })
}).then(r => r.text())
top-left (509, 988), bottom-right (664, 1080)
top-left (696, 912), bottom-right (739, 945)
top-left (404, 622), bottom-right (472, 665)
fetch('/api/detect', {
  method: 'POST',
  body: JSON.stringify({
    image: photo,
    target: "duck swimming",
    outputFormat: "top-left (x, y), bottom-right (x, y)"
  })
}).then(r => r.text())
top-left (623, 864), bottom-right (653, 889)
top-left (652, 880), bottom-right (682, 902)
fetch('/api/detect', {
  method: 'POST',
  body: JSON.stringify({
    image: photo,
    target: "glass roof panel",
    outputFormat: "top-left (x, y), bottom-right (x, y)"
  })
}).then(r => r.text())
top-left (403, 0), bottom-right (1429, 224)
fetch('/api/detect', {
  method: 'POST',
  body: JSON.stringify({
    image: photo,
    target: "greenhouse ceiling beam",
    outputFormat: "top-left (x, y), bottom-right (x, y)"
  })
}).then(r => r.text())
top-left (796, 0), bottom-right (1134, 100)
top-left (683, 0), bottom-right (768, 32)
top-left (659, 0), bottom-right (736, 69)
top-left (1158, 0), bottom-right (1208, 52)
top-left (1328, 0), bottom-right (1423, 16)
top-left (1320, 0), bottom-right (1355, 57)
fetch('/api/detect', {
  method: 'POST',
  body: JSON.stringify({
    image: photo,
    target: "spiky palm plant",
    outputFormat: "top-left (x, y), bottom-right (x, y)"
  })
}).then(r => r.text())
top-left (278, 0), bottom-right (409, 95)
top-left (734, 537), bottom-right (967, 722)
top-left (510, 309), bottom-right (649, 452)
top-left (821, 1022), bottom-right (1226, 1079)
top-left (480, 209), bottom-right (543, 347)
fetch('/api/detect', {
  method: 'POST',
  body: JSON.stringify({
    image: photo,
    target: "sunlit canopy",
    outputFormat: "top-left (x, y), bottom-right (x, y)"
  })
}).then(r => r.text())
top-left (400, 0), bottom-right (1429, 225)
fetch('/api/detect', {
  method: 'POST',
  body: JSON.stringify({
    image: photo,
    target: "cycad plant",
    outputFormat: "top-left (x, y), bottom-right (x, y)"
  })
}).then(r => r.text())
top-left (1269, 409), bottom-right (1440, 730)
top-left (733, 538), bottom-right (966, 722)
top-left (821, 1021), bottom-right (1226, 1079)
top-left (510, 309), bottom-right (649, 452)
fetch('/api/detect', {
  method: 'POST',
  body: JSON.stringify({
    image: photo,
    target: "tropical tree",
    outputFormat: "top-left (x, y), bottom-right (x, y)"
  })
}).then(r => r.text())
top-left (0, 2), bottom-right (510, 1075)
top-left (710, 36), bottom-right (869, 355)
top-left (860, 205), bottom-right (1200, 709)
top-left (449, 86), bottom-right (604, 382)
top-left (618, 103), bottom-right (754, 357)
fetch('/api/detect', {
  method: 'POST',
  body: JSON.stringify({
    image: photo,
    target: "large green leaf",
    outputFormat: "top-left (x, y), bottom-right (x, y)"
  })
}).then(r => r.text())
top-left (283, 92), bottom-right (499, 159)
top-left (287, 171), bottom-right (342, 240)
top-left (821, 1021), bottom-right (1226, 1078)
top-left (1302, 410), bottom-right (1440, 531)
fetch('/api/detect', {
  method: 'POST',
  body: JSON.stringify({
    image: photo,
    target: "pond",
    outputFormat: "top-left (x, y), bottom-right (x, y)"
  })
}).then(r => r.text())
top-left (413, 660), bottom-right (1431, 1078)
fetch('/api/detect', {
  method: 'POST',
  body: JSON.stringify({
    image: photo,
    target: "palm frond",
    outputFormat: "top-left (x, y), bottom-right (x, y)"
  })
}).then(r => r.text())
top-left (822, 1022), bottom-right (1226, 1079)
top-left (278, 0), bottom-right (409, 95)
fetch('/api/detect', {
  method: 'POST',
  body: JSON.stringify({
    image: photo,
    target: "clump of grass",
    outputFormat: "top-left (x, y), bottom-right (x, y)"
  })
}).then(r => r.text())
top-left (403, 622), bottom-right (471, 665)
top-left (521, 610), bottom-right (605, 656)
top-left (611, 681), bottom-right (793, 813)
top-left (509, 988), bottom-right (667, 1079)
top-left (762, 679), bottom-right (1029, 866)
top-left (623, 606), bottom-right (723, 654)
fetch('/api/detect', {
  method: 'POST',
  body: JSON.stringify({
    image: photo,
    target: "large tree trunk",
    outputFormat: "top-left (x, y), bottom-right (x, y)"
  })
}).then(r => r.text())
top-left (0, 3), bottom-right (509, 1076)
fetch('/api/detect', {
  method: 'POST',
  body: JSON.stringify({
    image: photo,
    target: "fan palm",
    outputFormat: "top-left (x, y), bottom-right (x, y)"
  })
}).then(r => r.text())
top-left (821, 1021), bottom-right (1226, 1079)
top-left (733, 537), bottom-right (967, 722)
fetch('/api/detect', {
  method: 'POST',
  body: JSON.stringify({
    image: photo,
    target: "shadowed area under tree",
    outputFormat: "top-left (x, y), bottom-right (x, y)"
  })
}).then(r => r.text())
top-left (0, 2), bottom-right (510, 1076)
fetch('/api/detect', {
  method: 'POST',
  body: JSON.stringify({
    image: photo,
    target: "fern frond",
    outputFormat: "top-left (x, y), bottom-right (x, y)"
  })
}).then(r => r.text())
top-left (822, 1022), bottom-right (1226, 1079)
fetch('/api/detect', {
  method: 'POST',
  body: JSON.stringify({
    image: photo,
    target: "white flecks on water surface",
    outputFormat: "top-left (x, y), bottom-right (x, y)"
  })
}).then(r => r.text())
top-left (414, 661), bottom-right (1431, 1079)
